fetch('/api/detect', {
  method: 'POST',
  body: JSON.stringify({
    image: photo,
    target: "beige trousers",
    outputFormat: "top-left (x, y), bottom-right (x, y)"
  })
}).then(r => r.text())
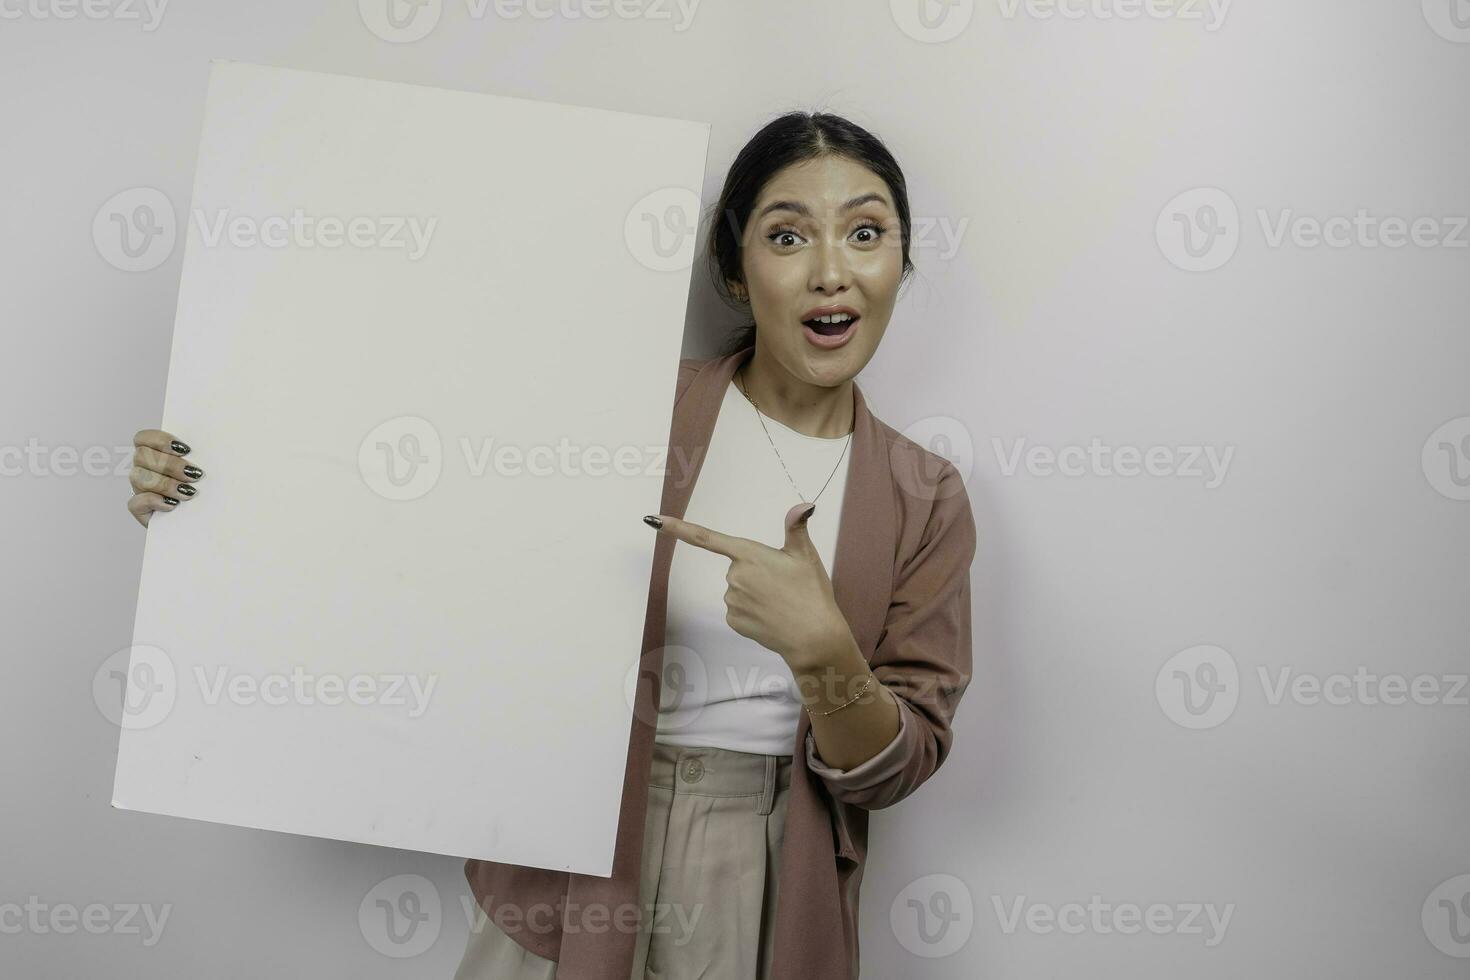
top-left (454, 740), bottom-right (793, 980)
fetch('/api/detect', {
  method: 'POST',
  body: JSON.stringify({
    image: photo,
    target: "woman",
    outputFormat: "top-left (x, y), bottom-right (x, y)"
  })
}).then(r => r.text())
top-left (126, 111), bottom-right (977, 980)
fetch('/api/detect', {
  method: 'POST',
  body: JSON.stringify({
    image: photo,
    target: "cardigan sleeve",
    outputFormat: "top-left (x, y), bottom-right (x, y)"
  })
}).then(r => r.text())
top-left (804, 458), bottom-right (977, 811)
top-left (804, 694), bottom-right (912, 787)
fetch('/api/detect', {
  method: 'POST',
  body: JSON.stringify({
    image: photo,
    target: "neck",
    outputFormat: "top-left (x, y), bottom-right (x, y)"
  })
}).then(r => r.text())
top-left (737, 342), bottom-right (855, 439)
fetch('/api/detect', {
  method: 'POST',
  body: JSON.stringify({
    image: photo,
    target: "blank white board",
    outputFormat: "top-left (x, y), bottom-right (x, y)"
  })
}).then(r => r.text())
top-left (112, 60), bottom-right (709, 876)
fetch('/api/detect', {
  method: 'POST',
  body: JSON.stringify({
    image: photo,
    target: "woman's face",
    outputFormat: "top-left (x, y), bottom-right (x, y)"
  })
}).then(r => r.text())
top-left (738, 154), bottom-right (903, 388)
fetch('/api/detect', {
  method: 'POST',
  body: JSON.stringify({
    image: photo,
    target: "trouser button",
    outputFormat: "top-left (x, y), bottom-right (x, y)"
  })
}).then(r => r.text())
top-left (681, 757), bottom-right (704, 783)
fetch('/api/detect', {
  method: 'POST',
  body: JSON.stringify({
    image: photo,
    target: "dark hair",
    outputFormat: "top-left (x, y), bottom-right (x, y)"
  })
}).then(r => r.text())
top-left (704, 111), bottom-right (915, 357)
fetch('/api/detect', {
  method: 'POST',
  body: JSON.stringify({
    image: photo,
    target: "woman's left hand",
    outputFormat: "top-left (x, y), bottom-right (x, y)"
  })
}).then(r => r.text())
top-left (646, 501), bottom-right (847, 667)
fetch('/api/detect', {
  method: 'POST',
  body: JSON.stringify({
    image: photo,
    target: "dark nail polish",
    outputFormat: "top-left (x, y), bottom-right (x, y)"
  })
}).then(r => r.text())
top-left (171, 440), bottom-right (191, 455)
top-left (175, 483), bottom-right (196, 497)
top-left (183, 465), bottom-right (203, 479)
top-left (643, 515), bottom-right (662, 529)
top-left (162, 495), bottom-right (180, 505)
top-left (801, 504), bottom-right (816, 522)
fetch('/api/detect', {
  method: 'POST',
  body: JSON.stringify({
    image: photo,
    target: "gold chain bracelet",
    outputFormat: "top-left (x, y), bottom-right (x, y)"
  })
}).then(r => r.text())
top-left (806, 671), bottom-right (877, 718)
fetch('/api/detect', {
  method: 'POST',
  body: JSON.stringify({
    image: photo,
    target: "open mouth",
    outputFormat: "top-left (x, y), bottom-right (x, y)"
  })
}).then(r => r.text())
top-left (801, 313), bottom-right (860, 348)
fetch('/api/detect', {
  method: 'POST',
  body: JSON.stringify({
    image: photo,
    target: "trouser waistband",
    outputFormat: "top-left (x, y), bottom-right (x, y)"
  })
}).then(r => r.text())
top-left (649, 741), bottom-right (793, 815)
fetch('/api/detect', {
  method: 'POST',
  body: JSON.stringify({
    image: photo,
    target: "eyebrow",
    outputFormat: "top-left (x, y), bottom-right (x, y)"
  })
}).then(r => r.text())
top-left (755, 192), bottom-right (889, 220)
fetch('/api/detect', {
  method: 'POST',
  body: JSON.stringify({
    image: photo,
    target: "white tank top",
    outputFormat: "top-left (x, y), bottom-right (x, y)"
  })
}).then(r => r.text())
top-left (655, 378), bottom-right (853, 757)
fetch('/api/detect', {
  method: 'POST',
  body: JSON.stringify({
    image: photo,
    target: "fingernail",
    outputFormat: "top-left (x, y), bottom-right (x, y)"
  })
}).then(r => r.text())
top-left (183, 465), bottom-right (203, 479)
top-left (643, 515), bottom-right (663, 529)
top-left (162, 495), bottom-right (180, 505)
top-left (801, 504), bottom-right (816, 522)
top-left (175, 483), bottom-right (196, 497)
top-left (171, 440), bottom-right (191, 455)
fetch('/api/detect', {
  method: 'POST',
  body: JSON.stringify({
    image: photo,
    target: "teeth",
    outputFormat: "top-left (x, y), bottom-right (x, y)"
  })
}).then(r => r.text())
top-left (808, 313), bottom-right (854, 324)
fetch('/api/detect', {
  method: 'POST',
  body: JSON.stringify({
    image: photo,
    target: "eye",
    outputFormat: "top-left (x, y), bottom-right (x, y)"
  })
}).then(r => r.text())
top-left (850, 220), bottom-right (886, 245)
top-left (766, 224), bottom-right (806, 249)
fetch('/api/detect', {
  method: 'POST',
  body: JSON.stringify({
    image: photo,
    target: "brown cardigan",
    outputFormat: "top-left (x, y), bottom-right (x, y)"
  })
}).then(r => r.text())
top-left (465, 342), bottom-right (977, 980)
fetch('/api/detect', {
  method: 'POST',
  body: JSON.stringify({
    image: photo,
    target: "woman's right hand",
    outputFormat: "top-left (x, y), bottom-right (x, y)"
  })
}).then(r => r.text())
top-left (128, 429), bottom-right (204, 528)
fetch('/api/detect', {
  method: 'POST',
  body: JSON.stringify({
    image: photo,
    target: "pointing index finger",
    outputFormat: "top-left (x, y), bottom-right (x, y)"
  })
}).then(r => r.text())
top-left (644, 514), bottom-right (752, 560)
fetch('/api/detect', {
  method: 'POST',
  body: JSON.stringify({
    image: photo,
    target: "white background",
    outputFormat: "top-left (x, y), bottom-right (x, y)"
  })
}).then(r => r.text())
top-left (3, 1), bottom-right (1468, 977)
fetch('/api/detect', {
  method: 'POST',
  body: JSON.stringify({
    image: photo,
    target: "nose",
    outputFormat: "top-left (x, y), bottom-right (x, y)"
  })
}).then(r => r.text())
top-left (807, 234), bottom-right (852, 295)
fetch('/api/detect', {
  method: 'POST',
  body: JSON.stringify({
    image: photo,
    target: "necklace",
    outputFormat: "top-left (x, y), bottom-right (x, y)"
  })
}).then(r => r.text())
top-left (735, 366), bottom-right (853, 506)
